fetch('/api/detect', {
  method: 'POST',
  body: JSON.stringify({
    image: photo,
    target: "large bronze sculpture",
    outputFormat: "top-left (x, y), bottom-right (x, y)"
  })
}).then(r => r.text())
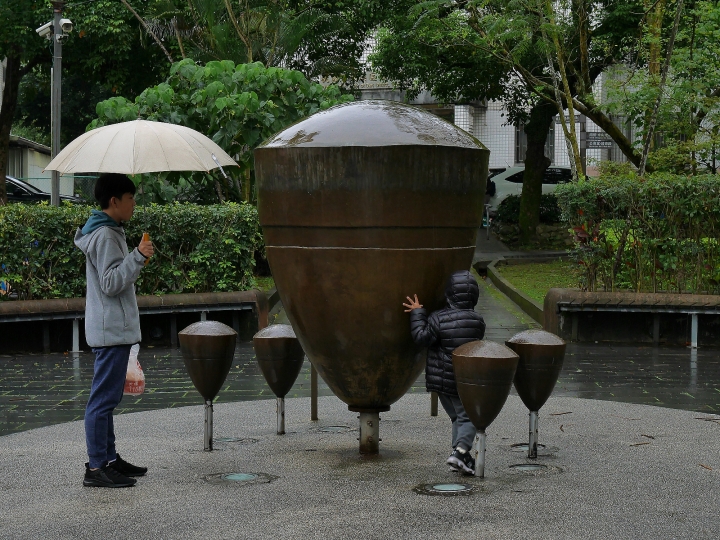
top-left (255, 100), bottom-right (489, 454)
top-left (506, 329), bottom-right (566, 458)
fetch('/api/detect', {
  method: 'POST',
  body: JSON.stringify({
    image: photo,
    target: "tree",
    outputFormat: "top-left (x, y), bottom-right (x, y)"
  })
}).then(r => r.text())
top-left (89, 59), bottom-right (353, 203)
top-left (369, 0), bottom-right (644, 242)
top-left (136, 0), bottom-right (388, 84)
top-left (0, 0), bottom-right (48, 205)
top-left (1, 0), bottom-right (172, 205)
top-left (603, 0), bottom-right (720, 174)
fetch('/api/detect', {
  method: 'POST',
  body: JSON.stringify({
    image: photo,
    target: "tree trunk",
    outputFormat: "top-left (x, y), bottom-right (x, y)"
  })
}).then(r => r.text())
top-left (518, 103), bottom-right (555, 244)
top-left (0, 53), bottom-right (22, 206)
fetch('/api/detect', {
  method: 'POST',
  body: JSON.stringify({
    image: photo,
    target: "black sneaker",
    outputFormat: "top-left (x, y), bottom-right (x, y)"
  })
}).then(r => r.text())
top-left (83, 463), bottom-right (136, 488)
top-left (446, 448), bottom-right (475, 475)
top-left (109, 454), bottom-right (147, 477)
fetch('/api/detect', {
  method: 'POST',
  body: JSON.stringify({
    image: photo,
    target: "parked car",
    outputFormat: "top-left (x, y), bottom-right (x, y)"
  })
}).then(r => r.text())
top-left (4, 175), bottom-right (84, 203)
top-left (485, 166), bottom-right (572, 213)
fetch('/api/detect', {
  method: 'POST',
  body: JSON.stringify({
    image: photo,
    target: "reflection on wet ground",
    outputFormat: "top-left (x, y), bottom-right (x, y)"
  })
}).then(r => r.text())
top-left (1, 341), bottom-right (718, 437)
top-left (2, 275), bottom-right (718, 436)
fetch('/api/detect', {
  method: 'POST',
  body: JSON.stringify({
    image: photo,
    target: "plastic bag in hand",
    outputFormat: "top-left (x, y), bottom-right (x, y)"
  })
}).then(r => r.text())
top-left (124, 344), bottom-right (145, 395)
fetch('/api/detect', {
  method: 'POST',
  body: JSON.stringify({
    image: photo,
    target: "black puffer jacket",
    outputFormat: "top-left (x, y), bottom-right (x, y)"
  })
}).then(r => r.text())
top-left (410, 270), bottom-right (486, 396)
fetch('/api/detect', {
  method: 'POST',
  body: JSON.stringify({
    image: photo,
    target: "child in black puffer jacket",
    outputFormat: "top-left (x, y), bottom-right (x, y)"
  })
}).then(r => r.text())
top-left (403, 270), bottom-right (486, 474)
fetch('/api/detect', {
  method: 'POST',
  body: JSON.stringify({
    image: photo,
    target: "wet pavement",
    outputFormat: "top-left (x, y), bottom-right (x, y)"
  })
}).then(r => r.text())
top-left (1, 275), bottom-right (718, 437)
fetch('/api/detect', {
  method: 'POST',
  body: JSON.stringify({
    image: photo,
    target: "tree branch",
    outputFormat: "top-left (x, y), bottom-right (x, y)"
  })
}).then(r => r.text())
top-left (120, 0), bottom-right (174, 64)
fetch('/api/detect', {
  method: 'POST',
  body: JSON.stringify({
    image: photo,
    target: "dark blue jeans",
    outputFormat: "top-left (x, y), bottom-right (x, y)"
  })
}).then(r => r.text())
top-left (85, 345), bottom-right (131, 469)
top-left (438, 392), bottom-right (477, 452)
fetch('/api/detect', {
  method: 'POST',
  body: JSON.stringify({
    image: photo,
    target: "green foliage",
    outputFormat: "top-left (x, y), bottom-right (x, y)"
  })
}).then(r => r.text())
top-left (0, 202), bottom-right (262, 301)
top-left (603, 1), bottom-right (720, 173)
top-left (89, 59), bottom-right (353, 203)
top-left (555, 173), bottom-right (720, 294)
top-left (494, 194), bottom-right (562, 225)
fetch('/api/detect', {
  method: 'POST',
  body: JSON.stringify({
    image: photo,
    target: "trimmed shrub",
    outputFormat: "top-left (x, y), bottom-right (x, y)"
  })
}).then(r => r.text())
top-left (494, 193), bottom-right (562, 225)
top-left (555, 173), bottom-right (720, 294)
top-left (0, 202), bottom-right (262, 300)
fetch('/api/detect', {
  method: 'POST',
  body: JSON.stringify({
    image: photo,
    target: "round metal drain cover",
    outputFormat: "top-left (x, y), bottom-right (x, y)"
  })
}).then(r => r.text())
top-left (225, 473), bottom-right (258, 482)
top-left (317, 426), bottom-right (353, 433)
top-left (414, 483), bottom-right (475, 496)
top-left (215, 437), bottom-right (259, 444)
top-left (508, 463), bottom-right (561, 476)
top-left (204, 472), bottom-right (278, 485)
top-left (510, 443), bottom-right (558, 455)
top-left (510, 463), bottom-right (547, 472)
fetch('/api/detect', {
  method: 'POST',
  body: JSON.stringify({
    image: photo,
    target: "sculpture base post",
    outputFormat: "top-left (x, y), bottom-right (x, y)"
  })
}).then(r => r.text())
top-left (528, 410), bottom-right (539, 459)
top-left (311, 364), bottom-right (318, 421)
top-left (358, 412), bottom-right (380, 455)
top-left (277, 397), bottom-right (286, 435)
top-left (473, 431), bottom-right (486, 478)
top-left (430, 392), bottom-right (438, 417)
top-left (204, 400), bottom-right (213, 451)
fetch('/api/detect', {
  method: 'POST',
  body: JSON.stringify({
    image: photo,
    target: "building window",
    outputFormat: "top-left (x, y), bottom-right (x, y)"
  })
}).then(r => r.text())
top-left (515, 123), bottom-right (555, 164)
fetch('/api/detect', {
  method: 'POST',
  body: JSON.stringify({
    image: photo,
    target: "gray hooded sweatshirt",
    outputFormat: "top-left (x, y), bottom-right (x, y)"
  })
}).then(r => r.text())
top-left (74, 210), bottom-right (146, 347)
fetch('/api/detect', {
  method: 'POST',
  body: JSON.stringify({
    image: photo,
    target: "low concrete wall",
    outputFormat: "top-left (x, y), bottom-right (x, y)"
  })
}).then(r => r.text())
top-left (544, 288), bottom-right (720, 346)
top-left (0, 290), bottom-right (269, 353)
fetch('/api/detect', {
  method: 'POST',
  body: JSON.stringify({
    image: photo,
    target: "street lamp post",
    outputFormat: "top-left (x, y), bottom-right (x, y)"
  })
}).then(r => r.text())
top-left (50, 0), bottom-right (65, 207)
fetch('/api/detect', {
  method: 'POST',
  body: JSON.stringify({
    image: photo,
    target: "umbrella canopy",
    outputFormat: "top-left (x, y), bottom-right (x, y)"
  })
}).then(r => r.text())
top-left (45, 120), bottom-right (238, 174)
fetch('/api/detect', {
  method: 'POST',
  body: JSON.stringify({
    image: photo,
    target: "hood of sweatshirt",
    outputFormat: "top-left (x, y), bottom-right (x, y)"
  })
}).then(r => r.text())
top-left (74, 210), bottom-right (125, 255)
top-left (80, 210), bottom-right (120, 236)
top-left (445, 270), bottom-right (480, 310)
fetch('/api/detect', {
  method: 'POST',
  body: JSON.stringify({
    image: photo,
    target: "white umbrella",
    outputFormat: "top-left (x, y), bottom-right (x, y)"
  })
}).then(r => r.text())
top-left (45, 120), bottom-right (238, 174)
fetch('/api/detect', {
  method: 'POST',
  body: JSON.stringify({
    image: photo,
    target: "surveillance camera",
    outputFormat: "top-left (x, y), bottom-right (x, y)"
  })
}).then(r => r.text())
top-left (36, 21), bottom-right (53, 38)
top-left (60, 18), bottom-right (73, 33)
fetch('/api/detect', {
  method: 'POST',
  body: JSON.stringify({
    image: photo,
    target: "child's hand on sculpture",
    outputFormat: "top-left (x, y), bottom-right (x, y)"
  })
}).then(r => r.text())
top-left (402, 294), bottom-right (423, 312)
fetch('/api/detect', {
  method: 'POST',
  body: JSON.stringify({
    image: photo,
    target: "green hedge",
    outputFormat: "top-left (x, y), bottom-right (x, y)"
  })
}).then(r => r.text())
top-left (555, 173), bottom-right (720, 294)
top-left (494, 193), bottom-right (562, 225)
top-left (0, 202), bottom-right (262, 300)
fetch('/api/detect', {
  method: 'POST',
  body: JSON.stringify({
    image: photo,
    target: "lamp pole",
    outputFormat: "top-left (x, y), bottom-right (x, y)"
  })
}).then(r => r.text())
top-left (50, 0), bottom-right (64, 207)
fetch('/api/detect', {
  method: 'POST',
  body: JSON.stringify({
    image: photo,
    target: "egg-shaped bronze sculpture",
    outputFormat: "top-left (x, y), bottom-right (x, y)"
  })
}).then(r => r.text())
top-left (453, 340), bottom-right (519, 477)
top-left (453, 340), bottom-right (519, 431)
top-left (506, 329), bottom-right (566, 458)
top-left (178, 320), bottom-right (237, 451)
top-left (253, 324), bottom-right (306, 434)
top-left (254, 100), bottom-right (488, 452)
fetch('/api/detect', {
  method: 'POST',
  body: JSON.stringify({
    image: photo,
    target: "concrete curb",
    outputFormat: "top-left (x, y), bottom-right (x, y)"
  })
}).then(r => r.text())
top-left (485, 260), bottom-right (544, 325)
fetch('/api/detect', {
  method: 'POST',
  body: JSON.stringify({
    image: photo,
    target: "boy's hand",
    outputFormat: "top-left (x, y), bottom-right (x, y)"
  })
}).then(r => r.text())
top-left (138, 237), bottom-right (154, 259)
top-left (402, 294), bottom-right (423, 312)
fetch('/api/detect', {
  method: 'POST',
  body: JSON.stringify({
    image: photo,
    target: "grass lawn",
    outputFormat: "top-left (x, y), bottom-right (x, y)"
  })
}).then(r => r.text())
top-left (254, 276), bottom-right (275, 292)
top-left (495, 259), bottom-right (579, 303)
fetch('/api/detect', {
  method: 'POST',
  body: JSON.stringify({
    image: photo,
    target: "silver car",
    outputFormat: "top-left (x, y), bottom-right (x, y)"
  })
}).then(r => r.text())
top-left (486, 166), bottom-right (572, 213)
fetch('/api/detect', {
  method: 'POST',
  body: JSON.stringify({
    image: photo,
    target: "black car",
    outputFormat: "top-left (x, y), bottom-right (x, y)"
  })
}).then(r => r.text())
top-left (4, 175), bottom-right (83, 203)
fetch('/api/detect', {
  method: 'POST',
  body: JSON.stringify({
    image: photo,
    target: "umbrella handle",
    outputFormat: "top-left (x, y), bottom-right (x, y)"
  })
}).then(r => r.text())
top-left (211, 154), bottom-right (229, 179)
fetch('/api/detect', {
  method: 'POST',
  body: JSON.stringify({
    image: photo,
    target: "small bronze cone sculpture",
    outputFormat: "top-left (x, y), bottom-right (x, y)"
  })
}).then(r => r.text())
top-left (178, 321), bottom-right (237, 451)
top-left (253, 324), bottom-right (305, 434)
top-left (506, 329), bottom-right (566, 458)
top-left (453, 340), bottom-right (519, 477)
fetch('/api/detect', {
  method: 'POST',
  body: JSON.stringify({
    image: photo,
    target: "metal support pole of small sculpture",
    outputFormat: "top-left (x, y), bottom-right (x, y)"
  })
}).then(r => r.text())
top-left (311, 364), bottom-right (318, 421)
top-left (453, 340), bottom-right (519, 478)
top-left (178, 321), bottom-right (237, 452)
top-left (506, 330), bottom-right (566, 459)
top-left (204, 400), bottom-right (213, 451)
top-left (474, 431), bottom-right (487, 477)
top-left (253, 324), bottom-right (305, 436)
